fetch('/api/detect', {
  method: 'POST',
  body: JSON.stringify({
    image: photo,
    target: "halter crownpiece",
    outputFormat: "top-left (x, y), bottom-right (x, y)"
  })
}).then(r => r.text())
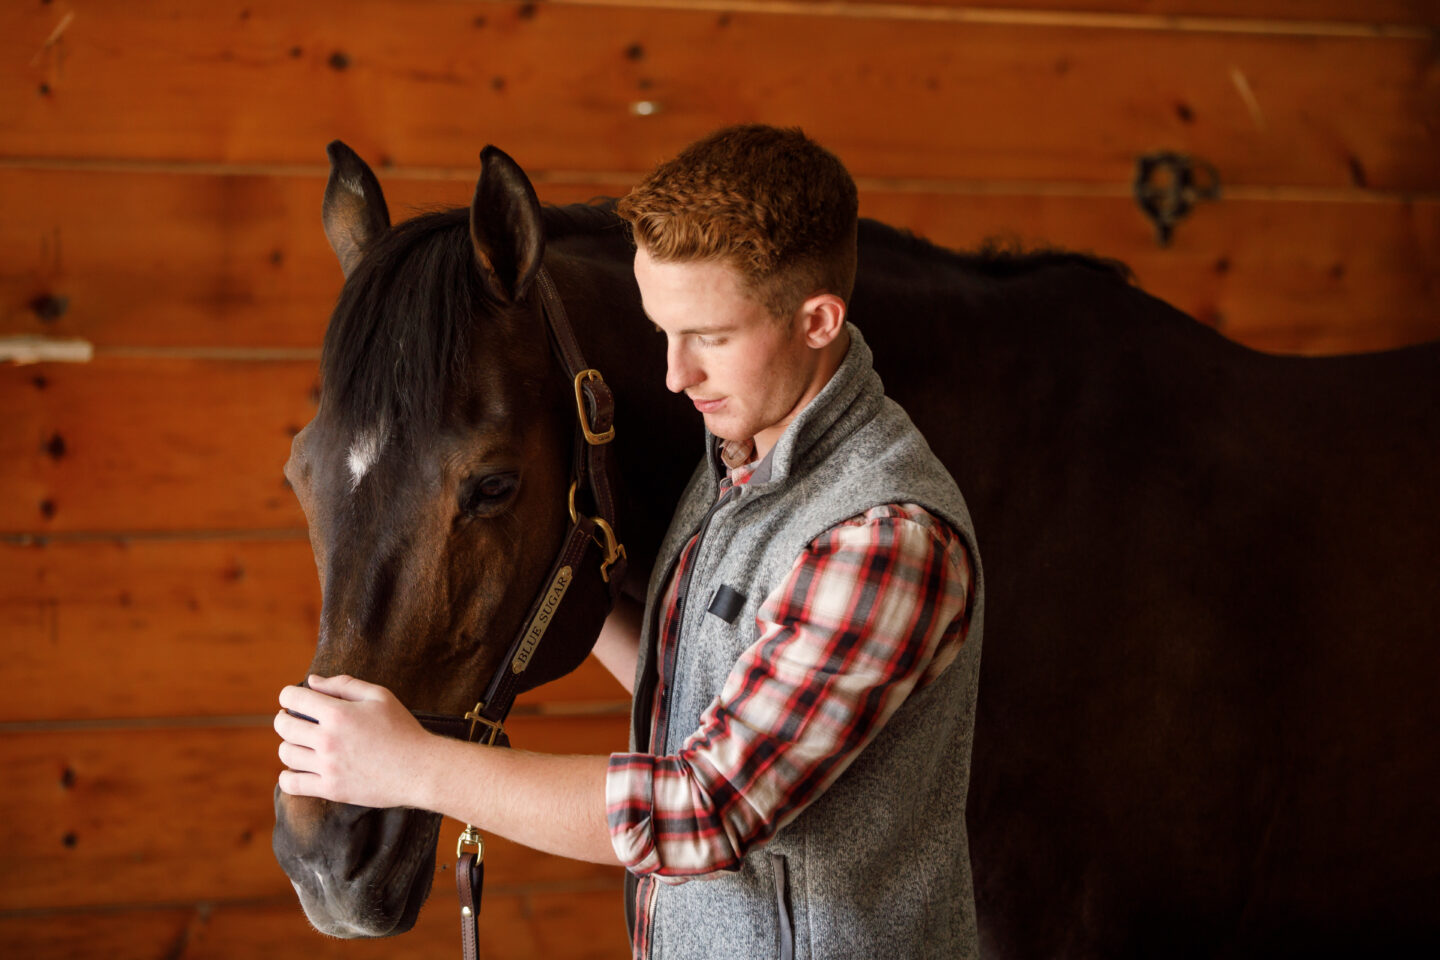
top-left (410, 265), bottom-right (626, 960)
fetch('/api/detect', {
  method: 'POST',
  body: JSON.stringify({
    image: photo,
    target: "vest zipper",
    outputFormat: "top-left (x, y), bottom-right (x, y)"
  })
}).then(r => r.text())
top-left (654, 483), bottom-right (738, 753)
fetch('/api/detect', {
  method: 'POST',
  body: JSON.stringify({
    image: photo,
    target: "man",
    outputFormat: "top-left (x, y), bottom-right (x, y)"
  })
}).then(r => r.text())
top-left (276, 124), bottom-right (984, 959)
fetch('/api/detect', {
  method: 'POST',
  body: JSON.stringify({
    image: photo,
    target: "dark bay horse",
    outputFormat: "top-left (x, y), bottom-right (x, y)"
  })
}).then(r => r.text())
top-left (273, 141), bottom-right (1440, 956)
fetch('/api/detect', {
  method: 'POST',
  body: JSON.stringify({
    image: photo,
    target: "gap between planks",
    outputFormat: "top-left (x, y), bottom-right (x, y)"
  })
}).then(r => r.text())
top-left (1, 528), bottom-right (312, 545)
top-left (0, 701), bottom-right (632, 734)
top-left (545, 0), bottom-right (1435, 39)
top-left (1, 157), bottom-right (1434, 205)
top-left (0, 877), bottom-right (624, 921)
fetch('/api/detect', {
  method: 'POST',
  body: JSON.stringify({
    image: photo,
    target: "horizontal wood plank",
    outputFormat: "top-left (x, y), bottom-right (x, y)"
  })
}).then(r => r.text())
top-left (0, 541), bottom-right (623, 720)
top-left (2, 1), bottom-right (1435, 190)
top-left (0, 536), bottom-right (628, 722)
top-left (781, 0), bottom-right (1440, 26)
top-left (0, 357), bottom-right (314, 534)
top-left (0, 887), bottom-right (630, 959)
top-left (856, 190), bottom-right (1440, 356)
top-left (0, 718), bottom-right (631, 912)
top-left (0, 537), bottom-right (316, 722)
top-left (2, 168), bottom-right (1436, 356)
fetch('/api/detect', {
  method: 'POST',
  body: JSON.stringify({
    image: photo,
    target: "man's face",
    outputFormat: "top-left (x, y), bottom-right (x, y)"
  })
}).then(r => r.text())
top-left (633, 243), bottom-right (819, 455)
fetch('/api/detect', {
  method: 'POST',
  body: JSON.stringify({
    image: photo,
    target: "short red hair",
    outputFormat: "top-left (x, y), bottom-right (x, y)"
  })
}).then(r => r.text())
top-left (617, 125), bottom-right (859, 319)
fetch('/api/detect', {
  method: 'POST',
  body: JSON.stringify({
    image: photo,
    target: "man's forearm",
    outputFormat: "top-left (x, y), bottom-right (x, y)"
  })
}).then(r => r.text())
top-left (411, 736), bottom-right (622, 867)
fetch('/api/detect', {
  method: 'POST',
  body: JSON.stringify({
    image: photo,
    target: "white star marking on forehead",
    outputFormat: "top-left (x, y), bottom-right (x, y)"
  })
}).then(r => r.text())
top-left (347, 428), bottom-right (387, 491)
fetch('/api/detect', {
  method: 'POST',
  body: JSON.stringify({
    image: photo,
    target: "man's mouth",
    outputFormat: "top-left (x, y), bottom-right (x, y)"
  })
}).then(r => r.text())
top-left (691, 397), bottom-right (725, 413)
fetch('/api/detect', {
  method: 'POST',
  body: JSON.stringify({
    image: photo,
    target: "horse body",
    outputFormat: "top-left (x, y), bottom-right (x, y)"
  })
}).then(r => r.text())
top-left (274, 144), bottom-right (1440, 955)
top-left (852, 237), bottom-right (1440, 954)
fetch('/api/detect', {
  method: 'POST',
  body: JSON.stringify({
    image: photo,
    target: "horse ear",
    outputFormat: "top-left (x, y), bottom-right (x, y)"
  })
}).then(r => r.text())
top-left (322, 141), bottom-right (391, 279)
top-left (470, 145), bottom-right (544, 305)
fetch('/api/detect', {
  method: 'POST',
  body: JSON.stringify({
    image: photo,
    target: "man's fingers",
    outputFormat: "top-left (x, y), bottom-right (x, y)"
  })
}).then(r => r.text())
top-left (278, 739), bottom-right (316, 771)
top-left (278, 683), bottom-right (344, 719)
top-left (307, 673), bottom-right (385, 702)
top-left (277, 768), bottom-right (324, 798)
top-left (274, 708), bottom-right (321, 745)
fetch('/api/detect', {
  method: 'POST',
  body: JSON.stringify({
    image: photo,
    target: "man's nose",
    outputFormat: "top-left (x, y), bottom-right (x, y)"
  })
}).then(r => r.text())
top-left (665, 342), bottom-right (702, 394)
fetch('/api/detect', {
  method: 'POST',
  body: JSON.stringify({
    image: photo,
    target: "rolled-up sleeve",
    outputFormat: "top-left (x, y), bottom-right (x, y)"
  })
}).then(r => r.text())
top-left (606, 504), bottom-right (974, 881)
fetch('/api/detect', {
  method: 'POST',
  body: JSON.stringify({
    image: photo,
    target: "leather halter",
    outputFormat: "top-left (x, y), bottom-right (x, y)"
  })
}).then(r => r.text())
top-left (410, 266), bottom-right (627, 959)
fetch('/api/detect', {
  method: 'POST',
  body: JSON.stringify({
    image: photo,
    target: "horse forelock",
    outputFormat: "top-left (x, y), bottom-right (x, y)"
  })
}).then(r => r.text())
top-left (319, 208), bottom-right (482, 445)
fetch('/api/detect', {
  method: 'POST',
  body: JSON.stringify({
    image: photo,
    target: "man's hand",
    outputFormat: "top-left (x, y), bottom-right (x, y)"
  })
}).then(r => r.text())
top-left (275, 675), bottom-right (433, 809)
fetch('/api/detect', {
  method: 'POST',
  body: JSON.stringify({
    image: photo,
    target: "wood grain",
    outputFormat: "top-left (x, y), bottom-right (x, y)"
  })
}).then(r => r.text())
top-left (0, 888), bottom-right (631, 959)
top-left (4, 1), bottom-right (1435, 189)
top-left (0, 357), bottom-right (314, 534)
top-left (0, 536), bottom-right (628, 722)
top-left (577, 1), bottom-right (1440, 30)
top-left (857, 189), bottom-right (1440, 355)
top-left (0, 717), bottom-right (631, 912)
top-left (3, 168), bottom-right (1436, 356)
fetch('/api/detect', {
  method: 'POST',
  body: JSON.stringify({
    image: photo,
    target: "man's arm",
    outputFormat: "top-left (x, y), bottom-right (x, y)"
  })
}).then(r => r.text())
top-left (275, 595), bottom-right (646, 864)
top-left (591, 593), bottom-right (642, 694)
top-left (276, 675), bottom-right (622, 865)
top-left (607, 505), bottom-right (974, 880)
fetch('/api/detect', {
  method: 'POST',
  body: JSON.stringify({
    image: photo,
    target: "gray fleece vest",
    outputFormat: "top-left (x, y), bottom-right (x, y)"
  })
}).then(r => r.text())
top-left (629, 324), bottom-right (985, 960)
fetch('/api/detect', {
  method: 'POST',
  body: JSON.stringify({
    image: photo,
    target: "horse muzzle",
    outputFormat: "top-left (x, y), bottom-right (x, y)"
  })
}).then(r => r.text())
top-left (272, 788), bottom-right (441, 938)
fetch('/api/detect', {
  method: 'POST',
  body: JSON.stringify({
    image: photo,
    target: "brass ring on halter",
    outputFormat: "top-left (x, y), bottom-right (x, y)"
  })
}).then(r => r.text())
top-left (567, 482), bottom-right (626, 581)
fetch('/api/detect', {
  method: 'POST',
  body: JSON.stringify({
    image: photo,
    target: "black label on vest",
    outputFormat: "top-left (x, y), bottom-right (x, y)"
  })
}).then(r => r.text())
top-left (707, 584), bottom-right (747, 624)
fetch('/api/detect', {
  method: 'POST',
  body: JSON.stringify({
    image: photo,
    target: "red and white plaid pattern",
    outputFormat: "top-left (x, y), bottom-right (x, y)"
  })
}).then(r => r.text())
top-left (606, 455), bottom-right (974, 956)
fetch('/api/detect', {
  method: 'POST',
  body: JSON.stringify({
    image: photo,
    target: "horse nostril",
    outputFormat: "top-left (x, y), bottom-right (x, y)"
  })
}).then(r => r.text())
top-left (339, 807), bottom-right (386, 881)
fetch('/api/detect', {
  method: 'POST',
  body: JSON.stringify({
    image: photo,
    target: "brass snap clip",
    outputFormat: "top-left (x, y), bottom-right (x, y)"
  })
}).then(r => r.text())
top-left (456, 823), bottom-right (484, 860)
top-left (569, 482), bottom-right (627, 582)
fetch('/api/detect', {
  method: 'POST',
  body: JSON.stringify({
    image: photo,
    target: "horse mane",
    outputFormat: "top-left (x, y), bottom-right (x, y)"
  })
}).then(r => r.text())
top-left (319, 201), bottom-right (1130, 437)
top-left (319, 199), bottom-right (630, 440)
top-left (541, 197), bottom-right (627, 239)
top-left (858, 218), bottom-right (1134, 284)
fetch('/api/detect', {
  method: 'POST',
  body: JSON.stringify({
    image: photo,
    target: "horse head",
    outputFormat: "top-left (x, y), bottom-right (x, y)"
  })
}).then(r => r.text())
top-left (271, 141), bottom-right (576, 937)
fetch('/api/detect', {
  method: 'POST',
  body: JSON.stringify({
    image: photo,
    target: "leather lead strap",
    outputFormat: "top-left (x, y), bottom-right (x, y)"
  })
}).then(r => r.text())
top-left (458, 851), bottom-right (483, 960)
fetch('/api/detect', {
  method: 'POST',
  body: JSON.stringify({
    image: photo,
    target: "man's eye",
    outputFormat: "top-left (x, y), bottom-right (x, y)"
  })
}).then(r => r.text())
top-left (698, 336), bottom-right (725, 347)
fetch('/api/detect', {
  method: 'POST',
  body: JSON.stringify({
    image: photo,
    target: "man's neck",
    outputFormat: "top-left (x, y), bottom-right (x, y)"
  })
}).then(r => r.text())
top-left (751, 327), bottom-right (851, 463)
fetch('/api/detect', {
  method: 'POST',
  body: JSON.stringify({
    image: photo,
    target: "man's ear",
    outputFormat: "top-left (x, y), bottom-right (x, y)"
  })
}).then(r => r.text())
top-left (322, 141), bottom-right (391, 279)
top-left (799, 293), bottom-right (847, 348)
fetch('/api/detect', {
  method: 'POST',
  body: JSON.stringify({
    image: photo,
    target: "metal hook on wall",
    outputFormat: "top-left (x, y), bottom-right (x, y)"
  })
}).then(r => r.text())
top-left (1133, 152), bottom-right (1221, 247)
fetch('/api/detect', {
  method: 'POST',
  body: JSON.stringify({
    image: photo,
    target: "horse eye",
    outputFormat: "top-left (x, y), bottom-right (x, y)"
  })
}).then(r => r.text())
top-left (459, 472), bottom-right (519, 517)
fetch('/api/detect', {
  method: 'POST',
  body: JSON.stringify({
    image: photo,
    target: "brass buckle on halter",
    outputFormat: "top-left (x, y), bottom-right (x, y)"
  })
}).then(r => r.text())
top-left (463, 702), bottom-right (505, 746)
top-left (568, 482), bottom-right (627, 583)
top-left (573, 369), bottom-right (615, 445)
top-left (456, 823), bottom-right (485, 861)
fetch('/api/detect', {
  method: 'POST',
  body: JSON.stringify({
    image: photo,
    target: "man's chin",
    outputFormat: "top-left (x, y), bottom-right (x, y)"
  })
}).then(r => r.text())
top-left (705, 418), bottom-right (751, 444)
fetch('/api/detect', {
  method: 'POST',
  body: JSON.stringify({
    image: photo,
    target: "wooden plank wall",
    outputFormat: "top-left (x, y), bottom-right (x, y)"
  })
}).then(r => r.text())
top-left (2, 1), bottom-right (1436, 957)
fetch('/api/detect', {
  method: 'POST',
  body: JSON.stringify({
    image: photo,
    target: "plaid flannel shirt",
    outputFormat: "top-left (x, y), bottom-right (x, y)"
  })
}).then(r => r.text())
top-left (606, 440), bottom-right (975, 953)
